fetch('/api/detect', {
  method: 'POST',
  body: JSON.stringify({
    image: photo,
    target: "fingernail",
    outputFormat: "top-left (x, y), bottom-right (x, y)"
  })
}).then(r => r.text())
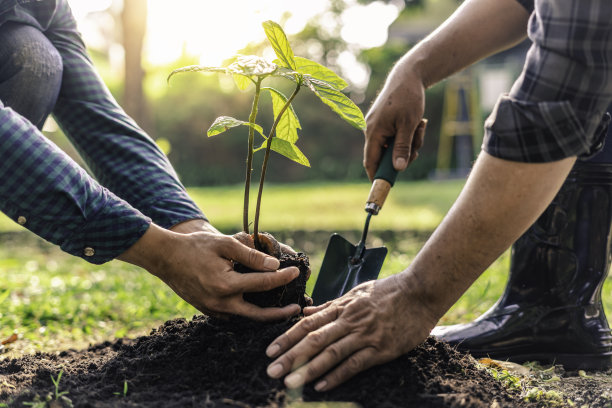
top-left (395, 157), bottom-right (407, 169)
top-left (263, 257), bottom-right (280, 270)
top-left (267, 363), bottom-right (283, 378)
top-left (285, 372), bottom-right (303, 389)
top-left (315, 380), bottom-right (327, 392)
top-left (266, 343), bottom-right (280, 357)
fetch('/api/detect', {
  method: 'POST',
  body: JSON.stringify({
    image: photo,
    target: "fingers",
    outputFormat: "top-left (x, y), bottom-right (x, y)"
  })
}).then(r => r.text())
top-left (222, 236), bottom-right (280, 271)
top-left (266, 307), bottom-right (338, 359)
top-left (363, 133), bottom-right (385, 181)
top-left (230, 267), bottom-right (300, 293)
top-left (314, 347), bottom-right (379, 391)
top-left (232, 300), bottom-right (301, 322)
top-left (409, 119), bottom-right (427, 165)
top-left (392, 120), bottom-right (419, 172)
top-left (277, 333), bottom-right (362, 390)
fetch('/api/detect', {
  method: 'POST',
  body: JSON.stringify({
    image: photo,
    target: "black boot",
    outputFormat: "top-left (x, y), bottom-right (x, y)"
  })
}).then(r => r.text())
top-left (432, 160), bottom-right (612, 369)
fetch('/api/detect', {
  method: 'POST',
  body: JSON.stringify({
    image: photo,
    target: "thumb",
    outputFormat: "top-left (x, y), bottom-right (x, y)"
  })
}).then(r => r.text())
top-left (225, 237), bottom-right (280, 271)
top-left (392, 121), bottom-right (418, 171)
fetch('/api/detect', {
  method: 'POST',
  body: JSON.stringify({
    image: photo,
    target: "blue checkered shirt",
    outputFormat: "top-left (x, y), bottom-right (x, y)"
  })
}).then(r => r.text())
top-left (0, 0), bottom-right (206, 264)
top-left (483, 0), bottom-right (612, 162)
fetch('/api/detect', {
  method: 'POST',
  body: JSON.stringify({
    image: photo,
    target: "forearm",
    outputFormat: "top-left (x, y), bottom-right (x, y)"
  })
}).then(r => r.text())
top-left (395, 0), bottom-right (529, 88)
top-left (0, 106), bottom-right (151, 264)
top-left (49, 23), bottom-right (206, 229)
top-left (400, 152), bottom-right (575, 318)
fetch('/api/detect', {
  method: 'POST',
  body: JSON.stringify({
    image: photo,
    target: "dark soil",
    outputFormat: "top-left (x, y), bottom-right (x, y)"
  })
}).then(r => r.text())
top-left (0, 315), bottom-right (540, 408)
top-left (237, 252), bottom-right (310, 309)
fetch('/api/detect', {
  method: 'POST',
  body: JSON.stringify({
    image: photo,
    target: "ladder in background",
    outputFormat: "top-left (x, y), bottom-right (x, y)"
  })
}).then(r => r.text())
top-left (435, 71), bottom-right (481, 178)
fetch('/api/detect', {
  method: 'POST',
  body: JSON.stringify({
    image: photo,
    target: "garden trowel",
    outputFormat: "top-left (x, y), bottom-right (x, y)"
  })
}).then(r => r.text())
top-left (311, 136), bottom-right (402, 306)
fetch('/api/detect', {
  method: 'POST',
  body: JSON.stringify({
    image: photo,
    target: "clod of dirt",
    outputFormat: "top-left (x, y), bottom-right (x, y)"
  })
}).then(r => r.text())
top-left (0, 315), bottom-right (538, 408)
top-left (233, 232), bottom-right (310, 309)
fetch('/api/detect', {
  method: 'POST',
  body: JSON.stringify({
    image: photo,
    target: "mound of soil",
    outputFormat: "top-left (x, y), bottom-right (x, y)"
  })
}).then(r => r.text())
top-left (0, 315), bottom-right (536, 408)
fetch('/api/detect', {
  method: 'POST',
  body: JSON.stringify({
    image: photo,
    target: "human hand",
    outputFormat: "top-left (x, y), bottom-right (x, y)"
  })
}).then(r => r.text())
top-left (119, 224), bottom-right (302, 321)
top-left (265, 274), bottom-right (439, 391)
top-left (364, 67), bottom-right (427, 180)
top-left (170, 218), bottom-right (220, 234)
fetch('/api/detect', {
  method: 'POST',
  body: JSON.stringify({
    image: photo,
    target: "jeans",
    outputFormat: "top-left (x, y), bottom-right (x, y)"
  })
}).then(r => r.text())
top-left (0, 22), bottom-right (62, 129)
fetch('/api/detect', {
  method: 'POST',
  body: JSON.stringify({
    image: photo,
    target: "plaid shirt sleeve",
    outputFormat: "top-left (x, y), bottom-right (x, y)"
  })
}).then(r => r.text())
top-left (0, 104), bottom-right (151, 264)
top-left (483, 0), bottom-right (612, 162)
top-left (0, 0), bottom-right (206, 263)
top-left (47, 0), bottom-right (207, 229)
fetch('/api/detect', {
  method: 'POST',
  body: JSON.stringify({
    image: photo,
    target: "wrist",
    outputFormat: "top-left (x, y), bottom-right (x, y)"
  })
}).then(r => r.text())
top-left (117, 223), bottom-right (174, 273)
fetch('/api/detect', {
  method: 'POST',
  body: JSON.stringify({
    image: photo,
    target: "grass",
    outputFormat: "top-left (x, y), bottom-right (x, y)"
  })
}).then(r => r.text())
top-left (0, 180), bottom-right (610, 358)
top-left (0, 180), bottom-right (465, 234)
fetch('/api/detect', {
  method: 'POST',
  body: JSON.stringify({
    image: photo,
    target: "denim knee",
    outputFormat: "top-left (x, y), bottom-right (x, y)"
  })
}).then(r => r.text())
top-left (0, 23), bottom-right (63, 128)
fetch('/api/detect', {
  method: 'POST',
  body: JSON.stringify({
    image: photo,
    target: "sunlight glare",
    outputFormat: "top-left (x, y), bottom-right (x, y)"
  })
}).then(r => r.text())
top-left (341, 1), bottom-right (402, 48)
top-left (145, 0), bottom-right (328, 67)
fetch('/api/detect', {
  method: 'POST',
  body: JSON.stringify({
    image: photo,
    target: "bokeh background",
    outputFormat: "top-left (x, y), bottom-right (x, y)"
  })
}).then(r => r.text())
top-left (46, 0), bottom-right (529, 186)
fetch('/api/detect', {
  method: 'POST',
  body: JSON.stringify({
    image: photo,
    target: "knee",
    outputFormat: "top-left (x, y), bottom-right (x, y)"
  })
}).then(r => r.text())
top-left (8, 26), bottom-right (63, 87)
top-left (0, 24), bottom-right (63, 126)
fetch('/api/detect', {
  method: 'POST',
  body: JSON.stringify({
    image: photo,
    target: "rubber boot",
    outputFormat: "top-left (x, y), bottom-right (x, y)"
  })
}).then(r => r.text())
top-left (432, 160), bottom-right (612, 369)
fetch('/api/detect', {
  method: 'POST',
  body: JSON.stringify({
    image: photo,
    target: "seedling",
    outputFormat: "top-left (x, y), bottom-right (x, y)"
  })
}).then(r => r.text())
top-left (169, 21), bottom-right (365, 250)
top-left (114, 380), bottom-right (128, 397)
top-left (50, 369), bottom-right (69, 401)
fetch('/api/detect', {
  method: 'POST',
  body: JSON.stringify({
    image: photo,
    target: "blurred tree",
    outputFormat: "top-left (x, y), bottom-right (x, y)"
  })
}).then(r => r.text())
top-left (121, 0), bottom-right (152, 134)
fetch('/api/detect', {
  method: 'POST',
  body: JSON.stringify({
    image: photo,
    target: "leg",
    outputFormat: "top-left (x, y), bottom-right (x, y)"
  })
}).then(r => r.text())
top-left (433, 108), bottom-right (612, 369)
top-left (0, 22), bottom-right (62, 129)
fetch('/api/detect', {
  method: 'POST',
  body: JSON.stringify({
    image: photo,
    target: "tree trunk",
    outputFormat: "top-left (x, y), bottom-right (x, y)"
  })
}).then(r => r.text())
top-left (121, 0), bottom-right (152, 134)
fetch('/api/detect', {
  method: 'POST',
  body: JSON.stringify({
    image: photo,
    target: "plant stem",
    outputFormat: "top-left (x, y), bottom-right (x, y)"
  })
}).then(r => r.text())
top-left (243, 78), bottom-right (263, 233)
top-left (253, 82), bottom-right (301, 249)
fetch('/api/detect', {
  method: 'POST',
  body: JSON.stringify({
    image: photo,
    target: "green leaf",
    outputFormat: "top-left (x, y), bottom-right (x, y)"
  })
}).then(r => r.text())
top-left (167, 65), bottom-right (228, 83)
top-left (265, 87), bottom-right (301, 143)
top-left (207, 116), bottom-right (265, 138)
top-left (256, 138), bottom-right (310, 167)
top-left (295, 56), bottom-right (348, 90)
top-left (304, 77), bottom-right (366, 130)
top-left (233, 74), bottom-right (253, 90)
top-left (262, 21), bottom-right (296, 70)
top-left (227, 55), bottom-right (277, 77)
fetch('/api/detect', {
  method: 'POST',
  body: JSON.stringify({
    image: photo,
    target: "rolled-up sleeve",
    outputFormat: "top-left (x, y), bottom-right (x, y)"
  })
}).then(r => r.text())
top-left (483, 0), bottom-right (612, 162)
top-left (0, 104), bottom-right (151, 264)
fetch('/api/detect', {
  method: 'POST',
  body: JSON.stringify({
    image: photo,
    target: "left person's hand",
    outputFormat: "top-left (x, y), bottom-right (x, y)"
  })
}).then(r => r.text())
top-left (265, 274), bottom-right (439, 391)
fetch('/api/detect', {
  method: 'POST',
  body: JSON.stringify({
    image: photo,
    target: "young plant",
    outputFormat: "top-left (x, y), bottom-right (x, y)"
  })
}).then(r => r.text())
top-left (169, 21), bottom-right (365, 250)
top-left (50, 369), bottom-right (69, 401)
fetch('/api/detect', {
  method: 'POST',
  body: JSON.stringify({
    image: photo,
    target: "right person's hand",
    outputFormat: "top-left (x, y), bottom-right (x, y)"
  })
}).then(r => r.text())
top-left (118, 224), bottom-right (302, 321)
top-left (364, 66), bottom-right (427, 180)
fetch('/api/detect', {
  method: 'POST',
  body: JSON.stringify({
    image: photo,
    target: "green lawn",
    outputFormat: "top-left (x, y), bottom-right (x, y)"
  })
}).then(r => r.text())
top-left (0, 180), bottom-right (610, 358)
top-left (0, 179), bottom-right (465, 234)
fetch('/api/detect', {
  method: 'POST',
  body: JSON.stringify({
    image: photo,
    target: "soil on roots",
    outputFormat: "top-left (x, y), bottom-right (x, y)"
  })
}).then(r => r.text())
top-left (236, 252), bottom-right (310, 309)
top-left (0, 315), bottom-right (540, 408)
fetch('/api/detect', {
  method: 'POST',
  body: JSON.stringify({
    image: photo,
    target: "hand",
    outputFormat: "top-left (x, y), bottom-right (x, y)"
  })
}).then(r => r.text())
top-left (119, 224), bottom-right (302, 321)
top-left (265, 274), bottom-right (439, 391)
top-left (169, 218), bottom-right (220, 234)
top-left (364, 66), bottom-right (427, 180)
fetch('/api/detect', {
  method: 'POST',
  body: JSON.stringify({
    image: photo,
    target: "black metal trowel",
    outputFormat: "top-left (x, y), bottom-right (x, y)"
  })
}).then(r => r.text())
top-left (311, 138), bottom-right (401, 306)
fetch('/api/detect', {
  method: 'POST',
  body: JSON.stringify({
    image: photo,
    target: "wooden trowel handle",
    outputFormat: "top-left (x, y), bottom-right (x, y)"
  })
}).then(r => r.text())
top-left (366, 138), bottom-right (398, 215)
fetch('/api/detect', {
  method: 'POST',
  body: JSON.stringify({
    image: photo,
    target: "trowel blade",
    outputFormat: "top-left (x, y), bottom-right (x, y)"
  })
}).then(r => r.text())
top-left (312, 233), bottom-right (387, 306)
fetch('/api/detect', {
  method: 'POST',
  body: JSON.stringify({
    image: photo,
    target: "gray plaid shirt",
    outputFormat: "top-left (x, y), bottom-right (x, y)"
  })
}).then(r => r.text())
top-left (483, 0), bottom-right (612, 162)
top-left (0, 0), bottom-right (206, 264)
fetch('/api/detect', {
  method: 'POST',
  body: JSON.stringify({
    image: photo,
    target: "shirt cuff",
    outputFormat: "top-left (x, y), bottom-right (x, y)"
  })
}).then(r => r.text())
top-left (137, 189), bottom-right (207, 230)
top-left (2, 188), bottom-right (152, 265)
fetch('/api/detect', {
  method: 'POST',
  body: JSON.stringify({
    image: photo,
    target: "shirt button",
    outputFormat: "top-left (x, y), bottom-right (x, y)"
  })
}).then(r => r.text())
top-left (17, 216), bottom-right (26, 225)
top-left (83, 247), bottom-right (95, 257)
